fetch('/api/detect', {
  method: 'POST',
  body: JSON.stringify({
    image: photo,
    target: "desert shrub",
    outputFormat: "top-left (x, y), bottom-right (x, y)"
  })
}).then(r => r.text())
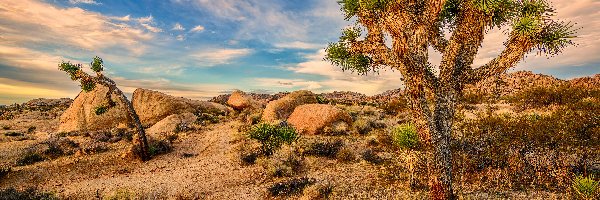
top-left (0, 188), bottom-right (58, 200)
top-left (572, 175), bottom-right (599, 200)
top-left (16, 151), bottom-right (44, 166)
top-left (302, 183), bottom-right (334, 199)
top-left (173, 122), bottom-right (192, 133)
top-left (353, 117), bottom-right (373, 135)
top-left (322, 121), bottom-right (349, 135)
top-left (42, 137), bottom-right (79, 159)
top-left (104, 189), bottom-right (135, 200)
top-left (80, 141), bottom-right (109, 154)
top-left (336, 147), bottom-right (356, 163)
top-left (303, 139), bottom-right (344, 158)
top-left (268, 177), bottom-right (315, 197)
top-left (148, 139), bottom-right (172, 157)
top-left (195, 112), bottom-right (219, 125)
top-left (2, 125), bottom-right (10, 130)
top-left (248, 123), bottom-right (298, 156)
top-left (265, 149), bottom-right (304, 178)
top-left (316, 95), bottom-right (330, 104)
top-left (391, 123), bottom-right (419, 149)
top-left (27, 126), bottom-right (36, 134)
top-left (460, 91), bottom-right (487, 104)
top-left (361, 149), bottom-right (383, 164)
top-left (241, 151), bottom-right (259, 165)
top-left (4, 132), bottom-right (23, 137)
top-left (510, 84), bottom-right (600, 109)
top-left (0, 166), bottom-right (10, 180)
top-left (379, 98), bottom-right (408, 116)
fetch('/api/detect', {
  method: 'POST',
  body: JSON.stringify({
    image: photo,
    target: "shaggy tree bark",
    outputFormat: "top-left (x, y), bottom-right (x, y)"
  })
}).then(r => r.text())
top-left (327, 0), bottom-right (576, 199)
top-left (59, 57), bottom-right (150, 161)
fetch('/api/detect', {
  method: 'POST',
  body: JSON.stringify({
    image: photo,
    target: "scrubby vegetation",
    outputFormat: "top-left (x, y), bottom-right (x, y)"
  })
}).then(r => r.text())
top-left (0, 188), bottom-right (58, 200)
top-left (572, 175), bottom-right (599, 200)
top-left (0, 165), bottom-right (10, 180)
top-left (391, 123), bottom-right (419, 149)
top-left (248, 123), bottom-right (298, 156)
top-left (268, 177), bottom-right (315, 197)
top-left (510, 85), bottom-right (600, 109)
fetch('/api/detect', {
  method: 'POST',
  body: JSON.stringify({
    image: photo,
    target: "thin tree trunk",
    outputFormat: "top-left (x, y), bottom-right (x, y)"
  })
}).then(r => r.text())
top-left (100, 77), bottom-right (150, 161)
top-left (428, 90), bottom-right (456, 200)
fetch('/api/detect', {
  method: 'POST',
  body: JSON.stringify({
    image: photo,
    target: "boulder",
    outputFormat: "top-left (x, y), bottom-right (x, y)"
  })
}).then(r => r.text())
top-left (262, 90), bottom-right (317, 122)
top-left (287, 104), bottom-right (352, 135)
top-left (146, 112), bottom-right (197, 135)
top-left (58, 85), bottom-right (132, 133)
top-left (132, 88), bottom-right (229, 126)
top-left (227, 90), bottom-right (256, 110)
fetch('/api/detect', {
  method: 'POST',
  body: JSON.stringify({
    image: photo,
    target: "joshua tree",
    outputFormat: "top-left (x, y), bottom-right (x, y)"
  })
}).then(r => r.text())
top-left (59, 57), bottom-right (150, 161)
top-left (326, 0), bottom-right (576, 198)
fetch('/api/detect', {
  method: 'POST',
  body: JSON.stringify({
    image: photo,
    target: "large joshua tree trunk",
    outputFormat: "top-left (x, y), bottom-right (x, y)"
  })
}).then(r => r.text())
top-left (428, 90), bottom-right (457, 200)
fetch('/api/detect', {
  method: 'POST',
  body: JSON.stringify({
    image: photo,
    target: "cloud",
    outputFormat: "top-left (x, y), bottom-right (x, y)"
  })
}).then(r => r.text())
top-left (172, 23), bottom-right (185, 31)
top-left (190, 25), bottom-right (205, 33)
top-left (68, 0), bottom-right (101, 5)
top-left (273, 41), bottom-right (324, 50)
top-left (141, 23), bottom-right (162, 33)
top-left (176, 34), bottom-right (185, 41)
top-left (111, 15), bottom-right (131, 22)
top-left (0, 0), bottom-right (155, 54)
top-left (181, 0), bottom-right (310, 42)
top-left (191, 48), bottom-right (252, 66)
top-left (280, 49), bottom-right (404, 95)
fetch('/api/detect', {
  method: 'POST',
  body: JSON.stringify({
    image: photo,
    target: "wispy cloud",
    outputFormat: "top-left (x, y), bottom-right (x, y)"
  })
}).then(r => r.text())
top-left (172, 23), bottom-right (185, 31)
top-left (273, 41), bottom-right (323, 50)
top-left (191, 48), bottom-right (253, 66)
top-left (68, 0), bottom-right (101, 5)
top-left (190, 25), bottom-right (205, 33)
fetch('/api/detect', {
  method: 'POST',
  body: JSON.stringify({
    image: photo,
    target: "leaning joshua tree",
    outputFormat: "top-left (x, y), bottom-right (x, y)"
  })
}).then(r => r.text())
top-left (59, 57), bottom-right (150, 161)
top-left (326, 0), bottom-right (576, 198)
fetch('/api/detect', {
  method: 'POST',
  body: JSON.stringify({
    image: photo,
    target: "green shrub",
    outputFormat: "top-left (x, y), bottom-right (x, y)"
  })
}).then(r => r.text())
top-left (572, 175), bottom-right (599, 200)
top-left (316, 95), bottom-right (330, 104)
top-left (94, 105), bottom-right (108, 115)
top-left (0, 188), bottom-right (58, 200)
top-left (248, 123), bottom-right (298, 156)
top-left (16, 151), bottom-right (44, 166)
top-left (268, 177), bottom-right (315, 197)
top-left (391, 123), bottom-right (419, 149)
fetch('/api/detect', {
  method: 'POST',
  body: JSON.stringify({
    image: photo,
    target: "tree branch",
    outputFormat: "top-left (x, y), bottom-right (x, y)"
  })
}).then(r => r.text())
top-left (466, 35), bottom-right (535, 84)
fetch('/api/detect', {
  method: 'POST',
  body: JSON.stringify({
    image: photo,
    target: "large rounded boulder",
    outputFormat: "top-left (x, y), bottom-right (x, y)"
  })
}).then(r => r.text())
top-left (227, 90), bottom-right (256, 110)
top-left (132, 88), bottom-right (229, 126)
top-left (287, 104), bottom-right (352, 135)
top-left (146, 112), bottom-right (197, 135)
top-left (58, 85), bottom-right (132, 133)
top-left (262, 90), bottom-right (317, 122)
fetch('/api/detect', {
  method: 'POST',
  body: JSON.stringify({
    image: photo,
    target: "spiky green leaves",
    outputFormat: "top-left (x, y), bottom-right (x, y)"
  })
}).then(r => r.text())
top-left (325, 42), bottom-right (373, 75)
top-left (509, 0), bottom-right (577, 56)
top-left (536, 21), bottom-right (577, 56)
top-left (91, 56), bottom-right (104, 73)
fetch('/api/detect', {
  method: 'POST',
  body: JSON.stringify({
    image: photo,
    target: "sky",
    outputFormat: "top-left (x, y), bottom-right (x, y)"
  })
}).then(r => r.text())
top-left (0, 0), bottom-right (599, 105)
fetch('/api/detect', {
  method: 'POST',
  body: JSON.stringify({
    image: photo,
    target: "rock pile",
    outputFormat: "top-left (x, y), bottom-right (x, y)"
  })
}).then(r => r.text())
top-left (132, 88), bottom-right (229, 126)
